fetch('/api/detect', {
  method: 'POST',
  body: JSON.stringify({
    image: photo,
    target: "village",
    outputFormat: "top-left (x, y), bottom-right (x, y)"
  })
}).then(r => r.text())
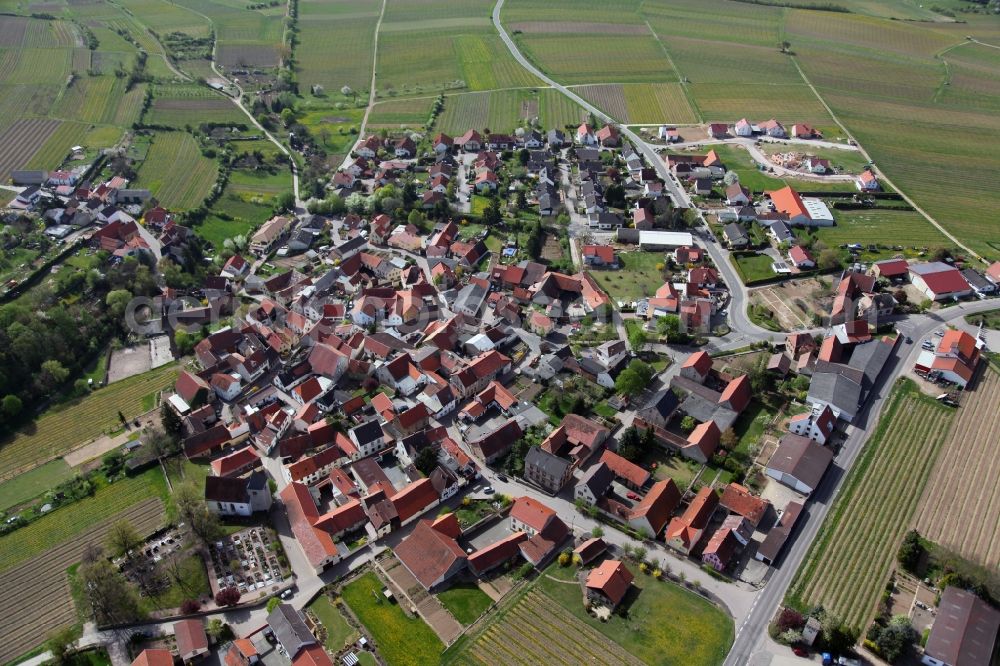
top-left (3, 110), bottom-right (999, 666)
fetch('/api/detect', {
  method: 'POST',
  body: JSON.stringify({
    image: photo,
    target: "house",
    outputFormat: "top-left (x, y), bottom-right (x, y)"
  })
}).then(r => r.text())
top-left (599, 450), bottom-right (649, 491)
top-left (576, 123), bottom-right (597, 145)
top-left (131, 650), bottom-right (174, 666)
top-left (915, 329), bottom-right (981, 389)
top-left (734, 118), bottom-right (753, 137)
top-left (756, 501), bottom-right (803, 566)
top-left (702, 523), bottom-right (742, 572)
top-left (574, 462), bottom-right (614, 504)
top-left (356, 136), bottom-right (381, 159)
top-left (456, 129), bottom-right (482, 151)
top-left (596, 125), bottom-right (620, 147)
top-left (807, 370), bottom-right (861, 422)
top-left (470, 418), bottom-right (522, 463)
top-left (908, 262), bottom-right (972, 301)
top-left (250, 216), bottom-right (292, 255)
top-left (585, 559), bottom-right (634, 610)
top-left (269, 604), bottom-right (317, 658)
top-left (921, 586), bottom-right (1000, 666)
top-left (856, 169), bottom-right (880, 191)
top-left (510, 496), bottom-right (570, 566)
top-left (766, 433), bottom-right (834, 495)
top-left (574, 537), bottom-right (608, 566)
top-left (725, 183), bottom-right (750, 206)
top-left (759, 119), bottom-right (786, 138)
top-left (636, 230), bottom-right (694, 250)
top-left (961, 269), bottom-right (995, 297)
top-left (769, 221), bottom-right (794, 245)
top-left (787, 404), bottom-right (836, 445)
top-left (582, 244), bottom-right (616, 268)
top-left (766, 186), bottom-right (834, 226)
top-left (871, 258), bottom-right (909, 281)
top-left (789, 245), bottom-right (815, 269)
top-left (719, 483), bottom-right (769, 527)
top-left (174, 619), bottom-right (209, 662)
top-left (708, 123), bottom-right (728, 139)
top-left (541, 414), bottom-right (610, 466)
top-left (691, 178), bottom-right (712, 196)
top-left (523, 446), bottom-right (573, 494)
top-left (547, 129), bottom-right (566, 147)
top-left (394, 516), bottom-right (467, 590)
top-left (665, 486), bottom-right (719, 555)
top-left (204, 472), bottom-right (271, 516)
top-left (985, 261), bottom-right (1000, 285)
top-left (791, 124), bottom-right (817, 139)
top-left (723, 222), bottom-right (749, 248)
top-left (628, 479), bottom-right (681, 537)
top-left (432, 133), bottom-right (453, 153)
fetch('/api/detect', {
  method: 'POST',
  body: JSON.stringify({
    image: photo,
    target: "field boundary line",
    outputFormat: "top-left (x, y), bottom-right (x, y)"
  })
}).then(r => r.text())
top-left (639, 18), bottom-right (703, 123)
top-left (788, 55), bottom-right (983, 264)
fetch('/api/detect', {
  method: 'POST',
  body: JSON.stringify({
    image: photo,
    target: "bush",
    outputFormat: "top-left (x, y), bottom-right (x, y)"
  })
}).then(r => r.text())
top-left (215, 586), bottom-right (241, 607)
top-left (180, 599), bottom-right (201, 614)
top-left (266, 597), bottom-right (281, 613)
top-left (776, 608), bottom-right (805, 633)
top-left (558, 552), bottom-right (571, 567)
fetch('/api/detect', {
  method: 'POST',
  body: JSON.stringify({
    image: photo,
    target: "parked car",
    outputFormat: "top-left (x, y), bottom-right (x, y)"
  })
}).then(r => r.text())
top-left (792, 646), bottom-right (808, 657)
top-left (627, 492), bottom-right (640, 501)
top-left (483, 486), bottom-right (495, 495)
top-left (496, 473), bottom-right (509, 482)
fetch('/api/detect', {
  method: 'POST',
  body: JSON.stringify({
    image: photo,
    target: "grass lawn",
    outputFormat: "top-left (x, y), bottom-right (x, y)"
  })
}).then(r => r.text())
top-left (590, 252), bottom-right (666, 303)
top-left (0, 458), bottom-right (74, 512)
top-left (470, 195), bottom-right (490, 216)
top-left (804, 208), bottom-right (950, 255)
top-left (195, 214), bottom-right (259, 250)
top-left (142, 553), bottom-right (210, 611)
top-left (729, 399), bottom-right (776, 465)
top-left (593, 401), bottom-right (618, 420)
top-left (700, 145), bottom-right (785, 192)
top-left (309, 595), bottom-right (358, 651)
top-left (967, 309), bottom-right (1000, 331)
top-left (437, 583), bottom-right (492, 625)
top-left (731, 253), bottom-right (775, 285)
top-left (341, 572), bottom-right (443, 666)
top-left (450, 499), bottom-right (498, 529)
top-left (537, 562), bottom-right (733, 665)
top-left (643, 449), bottom-right (703, 491)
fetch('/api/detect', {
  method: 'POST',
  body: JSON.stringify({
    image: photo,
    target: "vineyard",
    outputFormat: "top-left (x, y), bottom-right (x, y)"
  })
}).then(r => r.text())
top-left (0, 117), bottom-right (60, 180)
top-left (297, 0), bottom-right (378, 93)
top-left (787, 381), bottom-right (954, 629)
top-left (623, 83), bottom-right (699, 124)
top-left (515, 33), bottom-right (675, 85)
top-left (447, 589), bottom-right (644, 666)
top-left (134, 132), bottom-right (219, 209)
top-left (368, 97), bottom-right (436, 127)
top-left (0, 497), bottom-right (165, 664)
top-left (916, 367), bottom-right (1000, 569)
top-left (25, 120), bottom-right (88, 170)
top-left (0, 364), bottom-right (179, 481)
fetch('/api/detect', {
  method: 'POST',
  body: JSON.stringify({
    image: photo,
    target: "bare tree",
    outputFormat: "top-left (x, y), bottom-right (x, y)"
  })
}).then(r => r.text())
top-left (106, 519), bottom-right (142, 560)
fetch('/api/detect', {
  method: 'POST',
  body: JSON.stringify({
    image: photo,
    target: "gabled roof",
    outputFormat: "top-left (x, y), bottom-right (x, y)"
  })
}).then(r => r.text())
top-left (629, 479), bottom-right (681, 535)
top-left (467, 531), bottom-right (528, 574)
top-left (769, 434), bottom-right (834, 491)
top-left (391, 477), bottom-right (439, 523)
top-left (131, 649), bottom-right (174, 666)
top-left (174, 619), bottom-right (208, 658)
top-left (509, 496), bottom-right (556, 532)
top-left (766, 186), bottom-right (808, 219)
top-left (925, 586), bottom-right (1000, 666)
top-left (585, 559), bottom-right (633, 606)
top-left (599, 450), bottom-right (650, 488)
top-left (682, 351), bottom-right (712, 376)
top-left (393, 519), bottom-right (466, 589)
top-left (719, 483), bottom-right (769, 527)
top-left (909, 262), bottom-right (970, 295)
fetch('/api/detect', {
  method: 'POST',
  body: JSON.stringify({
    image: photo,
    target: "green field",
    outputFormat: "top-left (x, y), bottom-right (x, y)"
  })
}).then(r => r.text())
top-left (0, 467), bottom-right (169, 574)
top-left (0, 459), bottom-right (73, 513)
top-left (806, 209), bottom-right (951, 252)
top-left (341, 572), bottom-right (444, 666)
top-left (134, 132), bottom-right (219, 209)
top-left (309, 595), bottom-right (360, 651)
top-left (146, 84), bottom-right (245, 128)
top-left (787, 381), bottom-right (954, 628)
top-left (435, 89), bottom-right (542, 135)
top-left (297, 0), bottom-right (379, 95)
top-left (368, 97), bottom-right (436, 127)
top-left (437, 584), bottom-right (493, 625)
top-left (731, 253), bottom-right (776, 285)
top-left (0, 364), bottom-right (179, 482)
top-left (589, 252), bottom-right (666, 303)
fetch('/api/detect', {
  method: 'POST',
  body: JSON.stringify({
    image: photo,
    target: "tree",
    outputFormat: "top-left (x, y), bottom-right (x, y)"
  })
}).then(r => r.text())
top-left (818, 249), bottom-right (841, 271)
top-left (591, 525), bottom-right (604, 538)
top-left (558, 552), bottom-right (571, 567)
top-left (216, 586), bottom-right (241, 607)
top-left (280, 108), bottom-right (295, 127)
top-left (657, 315), bottom-right (680, 341)
top-left (779, 40), bottom-right (791, 53)
top-left (775, 608), bottom-right (805, 634)
top-left (874, 616), bottom-right (915, 663)
top-left (720, 428), bottom-right (738, 451)
top-left (482, 196), bottom-right (503, 228)
top-left (515, 189), bottom-right (527, 211)
top-left (615, 359), bottom-right (654, 397)
top-left (1, 394), bottom-right (22, 418)
top-left (266, 597), bottom-right (282, 613)
top-left (206, 618), bottom-right (230, 641)
top-left (38, 359), bottom-right (70, 392)
top-left (78, 548), bottom-right (143, 624)
top-left (46, 626), bottom-right (78, 664)
top-left (174, 483), bottom-right (222, 544)
top-left (680, 416), bottom-right (696, 432)
top-left (897, 529), bottom-right (924, 573)
top-left (106, 289), bottom-right (132, 321)
top-left (106, 519), bottom-right (142, 560)
top-left (518, 148), bottom-right (530, 165)
top-left (274, 191), bottom-right (295, 213)
top-left (618, 426), bottom-right (643, 461)
top-left (414, 446), bottom-right (439, 476)
top-left (723, 171), bottom-right (740, 186)
top-left (628, 326), bottom-right (647, 350)
top-left (161, 401), bottom-right (184, 438)
top-left (181, 599), bottom-right (201, 614)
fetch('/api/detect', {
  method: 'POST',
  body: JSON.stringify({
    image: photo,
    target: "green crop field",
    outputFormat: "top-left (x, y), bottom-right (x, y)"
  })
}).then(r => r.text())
top-left (787, 381), bottom-right (954, 629)
top-left (516, 32), bottom-right (675, 85)
top-left (0, 459), bottom-right (73, 513)
top-left (368, 97), bottom-right (435, 127)
top-left (436, 89), bottom-right (537, 134)
top-left (342, 572), bottom-right (444, 666)
top-left (135, 131), bottom-right (218, 209)
top-left (0, 364), bottom-right (179, 482)
top-left (297, 0), bottom-right (379, 95)
top-left (147, 84), bottom-right (245, 127)
top-left (0, 466), bottom-right (169, 573)
top-left (804, 209), bottom-right (951, 252)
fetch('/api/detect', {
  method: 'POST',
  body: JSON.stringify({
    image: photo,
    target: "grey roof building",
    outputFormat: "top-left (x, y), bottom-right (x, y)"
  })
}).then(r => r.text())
top-left (807, 370), bottom-right (862, 422)
top-left (574, 461), bottom-right (614, 504)
top-left (765, 434), bottom-right (834, 495)
top-left (267, 603), bottom-right (316, 657)
top-left (524, 446), bottom-right (573, 494)
top-left (723, 222), bottom-right (749, 247)
top-left (924, 586), bottom-right (1000, 666)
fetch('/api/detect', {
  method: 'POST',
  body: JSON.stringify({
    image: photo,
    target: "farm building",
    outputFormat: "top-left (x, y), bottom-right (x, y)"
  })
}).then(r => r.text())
top-left (922, 586), bottom-right (1000, 666)
top-left (637, 230), bottom-right (694, 251)
top-left (766, 434), bottom-right (834, 495)
top-left (765, 186), bottom-right (834, 226)
top-left (908, 262), bottom-right (972, 301)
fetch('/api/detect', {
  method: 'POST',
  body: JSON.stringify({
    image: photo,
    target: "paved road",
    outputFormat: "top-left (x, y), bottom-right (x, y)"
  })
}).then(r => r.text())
top-left (726, 298), bottom-right (1000, 665)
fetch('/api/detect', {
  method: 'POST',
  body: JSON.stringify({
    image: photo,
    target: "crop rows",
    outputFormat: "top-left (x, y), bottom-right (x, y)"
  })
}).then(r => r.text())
top-left (53, 76), bottom-right (123, 125)
top-left (135, 131), bottom-right (218, 209)
top-left (785, 10), bottom-right (955, 58)
top-left (517, 33), bottom-right (676, 85)
top-left (0, 16), bottom-right (29, 47)
top-left (668, 37), bottom-right (801, 86)
top-left (26, 120), bottom-right (87, 170)
top-left (463, 591), bottom-right (643, 666)
top-left (916, 369), bottom-right (1000, 568)
top-left (641, 0), bottom-right (781, 47)
top-left (0, 468), bottom-right (167, 572)
top-left (436, 91), bottom-right (490, 134)
top-left (0, 498), bottom-right (165, 664)
top-left (0, 117), bottom-right (61, 181)
top-left (689, 83), bottom-right (833, 125)
top-left (368, 97), bottom-right (435, 127)
top-left (623, 83), bottom-right (698, 124)
top-left (501, 0), bottom-right (643, 24)
top-left (0, 364), bottom-right (179, 479)
top-left (7, 47), bottom-right (71, 84)
top-left (575, 84), bottom-right (628, 123)
top-left (296, 2), bottom-right (377, 93)
top-left (789, 392), bottom-right (953, 628)
top-left (538, 88), bottom-right (585, 128)
top-left (455, 34), bottom-right (542, 91)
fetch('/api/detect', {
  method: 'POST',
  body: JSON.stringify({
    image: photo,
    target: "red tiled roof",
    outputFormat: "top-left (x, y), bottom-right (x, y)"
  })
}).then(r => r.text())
top-left (585, 559), bottom-right (634, 606)
top-left (629, 479), bottom-right (681, 535)
top-left (391, 477), bottom-right (439, 523)
top-left (818, 335), bottom-right (842, 363)
top-left (292, 645), bottom-right (334, 666)
top-left (313, 498), bottom-right (367, 536)
top-left (939, 329), bottom-right (977, 361)
top-left (583, 245), bottom-right (615, 263)
top-left (720, 374), bottom-right (751, 412)
top-left (599, 450), bottom-right (650, 488)
top-left (211, 446), bottom-right (260, 477)
top-left (510, 496), bottom-right (556, 533)
top-left (468, 531), bottom-right (527, 575)
top-left (176, 370), bottom-right (210, 404)
top-left (874, 258), bottom-right (908, 277)
top-left (131, 650), bottom-right (174, 666)
top-left (394, 519), bottom-right (466, 589)
top-left (682, 351), bottom-right (712, 376)
top-left (174, 620), bottom-right (208, 658)
top-left (767, 186), bottom-right (808, 219)
top-left (396, 402), bottom-right (429, 429)
top-left (910, 264), bottom-right (970, 295)
top-left (686, 421), bottom-right (720, 458)
top-left (719, 483), bottom-right (769, 527)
